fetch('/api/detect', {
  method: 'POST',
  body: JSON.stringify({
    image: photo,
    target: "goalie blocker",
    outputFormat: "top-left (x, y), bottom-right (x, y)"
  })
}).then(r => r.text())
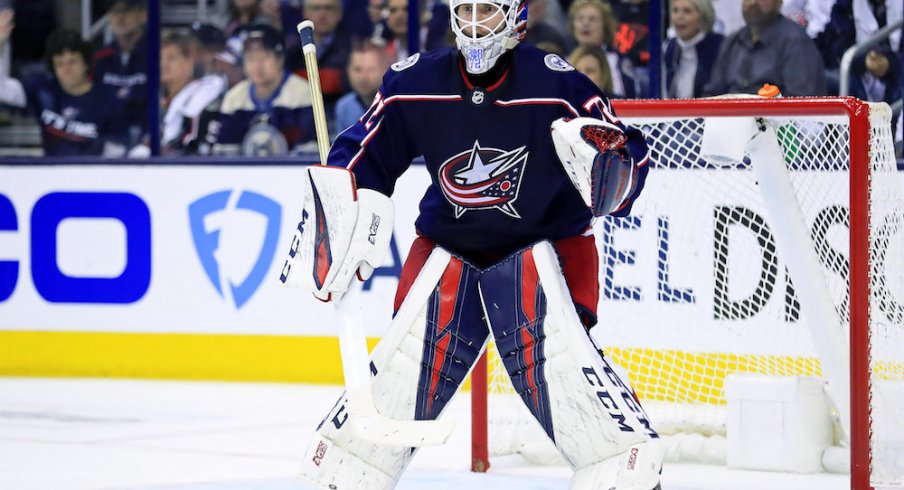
top-left (300, 237), bottom-right (662, 489)
top-left (279, 166), bottom-right (394, 301)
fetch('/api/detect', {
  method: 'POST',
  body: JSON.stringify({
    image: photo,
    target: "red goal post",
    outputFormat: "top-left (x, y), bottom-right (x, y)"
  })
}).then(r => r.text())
top-left (469, 97), bottom-right (903, 490)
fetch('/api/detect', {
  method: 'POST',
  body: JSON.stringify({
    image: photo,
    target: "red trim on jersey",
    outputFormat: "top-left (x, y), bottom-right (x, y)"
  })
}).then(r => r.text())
top-left (553, 234), bottom-right (599, 327)
top-left (485, 68), bottom-right (510, 92)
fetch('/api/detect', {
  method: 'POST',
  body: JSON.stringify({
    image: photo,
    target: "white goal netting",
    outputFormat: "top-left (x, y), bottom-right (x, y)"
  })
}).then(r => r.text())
top-left (479, 99), bottom-right (904, 487)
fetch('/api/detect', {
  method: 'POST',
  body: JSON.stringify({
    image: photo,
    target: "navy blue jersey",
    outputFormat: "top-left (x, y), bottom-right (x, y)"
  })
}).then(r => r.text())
top-left (21, 76), bottom-right (127, 157)
top-left (328, 44), bottom-right (650, 260)
top-left (93, 36), bottom-right (148, 145)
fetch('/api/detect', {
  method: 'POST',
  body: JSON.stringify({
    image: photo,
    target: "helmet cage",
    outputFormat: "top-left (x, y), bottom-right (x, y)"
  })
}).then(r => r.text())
top-left (449, 0), bottom-right (527, 74)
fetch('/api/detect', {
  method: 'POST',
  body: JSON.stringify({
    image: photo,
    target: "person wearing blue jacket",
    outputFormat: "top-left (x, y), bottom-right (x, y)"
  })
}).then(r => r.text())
top-left (664, 0), bottom-right (723, 98)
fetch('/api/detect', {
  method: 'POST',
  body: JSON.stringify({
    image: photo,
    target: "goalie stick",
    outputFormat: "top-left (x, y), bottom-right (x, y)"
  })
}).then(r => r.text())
top-left (296, 20), bottom-right (454, 447)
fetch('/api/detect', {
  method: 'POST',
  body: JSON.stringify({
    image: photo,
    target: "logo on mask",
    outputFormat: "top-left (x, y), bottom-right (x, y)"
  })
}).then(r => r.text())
top-left (438, 141), bottom-right (529, 218)
top-left (189, 190), bottom-right (282, 309)
top-left (467, 47), bottom-right (484, 71)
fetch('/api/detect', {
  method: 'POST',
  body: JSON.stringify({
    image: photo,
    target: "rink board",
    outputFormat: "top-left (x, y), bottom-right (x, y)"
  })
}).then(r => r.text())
top-left (0, 163), bottom-right (901, 385)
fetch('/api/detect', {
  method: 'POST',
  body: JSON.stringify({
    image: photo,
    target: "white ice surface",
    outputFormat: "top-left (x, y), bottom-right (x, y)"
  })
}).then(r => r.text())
top-left (0, 378), bottom-right (850, 489)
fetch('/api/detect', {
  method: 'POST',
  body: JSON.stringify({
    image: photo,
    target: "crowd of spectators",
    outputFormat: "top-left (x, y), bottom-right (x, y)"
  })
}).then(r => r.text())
top-left (0, 0), bottom-right (900, 158)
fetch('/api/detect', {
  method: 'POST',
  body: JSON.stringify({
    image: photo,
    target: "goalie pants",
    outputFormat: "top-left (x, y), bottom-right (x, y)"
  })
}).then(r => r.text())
top-left (301, 235), bottom-right (659, 489)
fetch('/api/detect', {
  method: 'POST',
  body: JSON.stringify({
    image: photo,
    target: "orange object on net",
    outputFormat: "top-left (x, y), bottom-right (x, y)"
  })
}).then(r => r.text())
top-left (758, 83), bottom-right (781, 98)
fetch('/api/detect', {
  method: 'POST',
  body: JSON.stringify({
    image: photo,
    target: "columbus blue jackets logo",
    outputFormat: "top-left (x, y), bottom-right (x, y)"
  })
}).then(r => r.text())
top-left (189, 190), bottom-right (282, 309)
top-left (438, 141), bottom-right (529, 219)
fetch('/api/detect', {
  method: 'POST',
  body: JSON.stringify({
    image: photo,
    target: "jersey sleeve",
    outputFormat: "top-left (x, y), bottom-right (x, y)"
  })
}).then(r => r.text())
top-left (326, 72), bottom-right (419, 197)
top-left (564, 71), bottom-right (650, 217)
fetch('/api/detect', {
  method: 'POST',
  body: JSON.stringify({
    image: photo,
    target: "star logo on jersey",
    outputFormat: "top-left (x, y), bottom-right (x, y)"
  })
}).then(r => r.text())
top-left (438, 141), bottom-right (529, 219)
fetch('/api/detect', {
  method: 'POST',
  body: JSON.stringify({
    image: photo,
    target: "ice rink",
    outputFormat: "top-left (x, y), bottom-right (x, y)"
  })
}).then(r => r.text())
top-left (0, 378), bottom-right (851, 490)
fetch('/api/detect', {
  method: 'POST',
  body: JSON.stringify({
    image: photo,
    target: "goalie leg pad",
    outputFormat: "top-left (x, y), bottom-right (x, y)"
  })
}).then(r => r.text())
top-left (301, 242), bottom-right (489, 488)
top-left (570, 440), bottom-right (664, 490)
top-left (478, 241), bottom-right (659, 475)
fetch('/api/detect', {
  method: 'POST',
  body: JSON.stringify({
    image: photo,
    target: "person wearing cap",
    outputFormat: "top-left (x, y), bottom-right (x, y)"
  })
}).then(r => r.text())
top-left (291, 0), bottom-right (353, 103)
top-left (191, 22), bottom-right (244, 88)
top-left (208, 24), bottom-right (317, 156)
top-left (93, 0), bottom-right (149, 149)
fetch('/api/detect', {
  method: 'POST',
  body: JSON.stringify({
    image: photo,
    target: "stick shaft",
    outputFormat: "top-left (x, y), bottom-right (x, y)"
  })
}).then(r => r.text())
top-left (297, 21), bottom-right (331, 166)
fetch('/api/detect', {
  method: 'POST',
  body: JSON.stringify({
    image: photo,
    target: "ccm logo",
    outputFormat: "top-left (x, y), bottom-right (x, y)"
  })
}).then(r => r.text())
top-left (279, 210), bottom-right (308, 283)
top-left (626, 447), bottom-right (639, 470)
top-left (312, 440), bottom-right (328, 466)
top-left (367, 213), bottom-right (381, 244)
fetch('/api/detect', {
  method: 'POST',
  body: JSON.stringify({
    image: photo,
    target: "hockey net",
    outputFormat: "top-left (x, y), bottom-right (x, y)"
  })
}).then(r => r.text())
top-left (470, 98), bottom-right (904, 488)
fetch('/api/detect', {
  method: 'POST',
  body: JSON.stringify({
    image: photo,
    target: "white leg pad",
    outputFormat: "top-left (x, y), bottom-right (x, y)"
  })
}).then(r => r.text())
top-left (301, 246), bottom-right (490, 488)
top-left (478, 241), bottom-right (661, 484)
top-left (300, 434), bottom-right (397, 490)
top-left (570, 440), bottom-right (664, 490)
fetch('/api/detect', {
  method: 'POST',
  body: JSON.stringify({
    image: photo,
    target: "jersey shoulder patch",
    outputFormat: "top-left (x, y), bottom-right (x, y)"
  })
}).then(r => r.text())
top-left (391, 53), bottom-right (421, 72)
top-left (544, 53), bottom-right (575, 72)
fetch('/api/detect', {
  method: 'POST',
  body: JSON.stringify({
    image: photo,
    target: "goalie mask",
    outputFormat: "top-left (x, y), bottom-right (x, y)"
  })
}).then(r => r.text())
top-left (450, 0), bottom-right (527, 74)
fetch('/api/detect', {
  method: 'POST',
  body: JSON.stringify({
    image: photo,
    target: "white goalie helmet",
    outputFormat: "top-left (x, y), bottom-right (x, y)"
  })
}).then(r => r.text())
top-left (449, 0), bottom-right (528, 74)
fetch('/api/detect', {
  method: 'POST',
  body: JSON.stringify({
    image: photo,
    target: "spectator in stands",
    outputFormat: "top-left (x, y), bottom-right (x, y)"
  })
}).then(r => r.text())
top-left (664, 0), bottom-right (723, 98)
top-left (568, 45), bottom-right (614, 94)
top-left (819, 0), bottom-right (900, 98)
top-left (711, 0), bottom-right (744, 35)
top-left (94, 0), bottom-right (148, 149)
top-left (368, 0), bottom-right (386, 25)
top-left (4, 0), bottom-right (56, 79)
top-left (780, 0), bottom-right (831, 40)
top-left (568, 0), bottom-right (637, 97)
top-left (297, 0), bottom-right (353, 103)
top-left (611, 0), bottom-right (651, 66)
top-left (159, 32), bottom-right (226, 156)
top-left (0, 21), bottom-right (127, 157)
top-left (378, 0), bottom-right (450, 62)
top-left (208, 25), bottom-right (316, 156)
top-left (190, 22), bottom-right (244, 89)
top-left (703, 0), bottom-right (826, 96)
top-left (526, 0), bottom-right (569, 54)
top-left (224, 0), bottom-right (265, 37)
top-left (333, 41), bottom-right (387, 134)
top-left (260, 0), bottom-right (284, 32)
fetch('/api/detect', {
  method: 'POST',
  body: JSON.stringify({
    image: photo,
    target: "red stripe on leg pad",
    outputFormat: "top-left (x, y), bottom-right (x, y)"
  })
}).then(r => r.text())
top-left (393, 237), bottom-right (436, 313)
top-left (437, 259), bottom-right (463, 332)
top-left (427, 333), bottom-right (451, 414)
top-left (520, 249), bottom-right (541, 410)
top-left (521, 326), bottom-right (540, 410)
top-left (521, 249), bottom-right (539, 322)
